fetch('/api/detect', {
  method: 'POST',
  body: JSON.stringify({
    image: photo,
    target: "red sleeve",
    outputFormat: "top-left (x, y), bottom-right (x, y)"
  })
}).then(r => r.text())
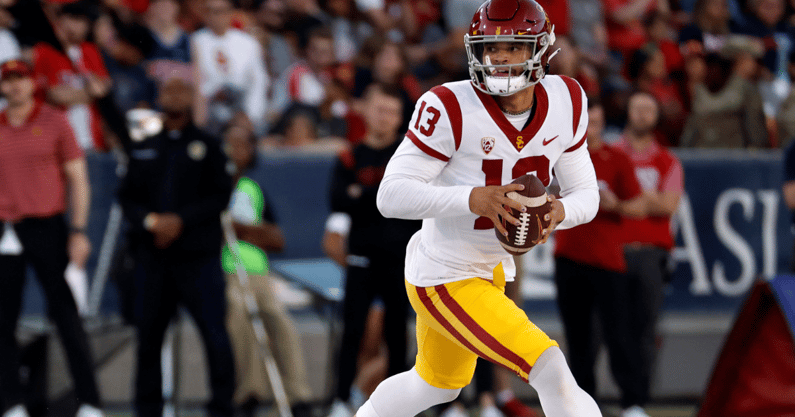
top-left (56, 109), bottom-right (84, 163)
top-left (614, 149), bottom-right (642, 200)
top-left (81, 43), bottom-right (109, 77)
top-left (660, 153), bottom-right (684, 194)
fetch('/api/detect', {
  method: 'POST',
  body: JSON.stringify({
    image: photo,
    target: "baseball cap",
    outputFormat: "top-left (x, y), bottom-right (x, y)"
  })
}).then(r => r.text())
top-left (0, 60), bottom-right (33, 81)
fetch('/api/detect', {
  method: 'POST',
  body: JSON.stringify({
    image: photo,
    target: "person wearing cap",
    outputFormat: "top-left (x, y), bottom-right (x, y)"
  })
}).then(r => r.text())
top-left (32, 0), bottom-right (112, 152)
top-left (0, 59), bottom-right (103, 417)
top-left (89, 75), bottom-right (237, 417)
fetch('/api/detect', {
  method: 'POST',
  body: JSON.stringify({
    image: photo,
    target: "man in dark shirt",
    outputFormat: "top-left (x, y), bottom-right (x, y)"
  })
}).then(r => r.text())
top-left (114, 77), bottom-right (235, 417)
top-left (326, 83), bottom-right (421, 417)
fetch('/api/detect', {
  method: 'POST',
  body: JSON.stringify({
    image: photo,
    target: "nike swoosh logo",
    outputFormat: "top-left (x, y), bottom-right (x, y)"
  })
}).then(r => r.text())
top-left (542, 135), bottom-right (559, 146)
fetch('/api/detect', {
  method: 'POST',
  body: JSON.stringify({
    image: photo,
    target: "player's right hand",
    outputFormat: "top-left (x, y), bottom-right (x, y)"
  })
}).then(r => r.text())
top-left (469, 184), bottom-right (527, 237)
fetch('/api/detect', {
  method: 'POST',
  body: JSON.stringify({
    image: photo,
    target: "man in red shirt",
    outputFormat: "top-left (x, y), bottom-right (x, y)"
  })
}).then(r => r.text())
top-left (33, 1), bottom-right (111, 152)
top-left (554, 100), bottom-right (647, 414)
top-left (0, 60), bottom-right (103, 417)
top-left (613, 91), bottom-right (684, 417)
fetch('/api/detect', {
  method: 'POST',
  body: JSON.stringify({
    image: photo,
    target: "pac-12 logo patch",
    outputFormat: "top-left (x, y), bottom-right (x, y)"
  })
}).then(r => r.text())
top-left (481, 137), bottom-right (495, 154)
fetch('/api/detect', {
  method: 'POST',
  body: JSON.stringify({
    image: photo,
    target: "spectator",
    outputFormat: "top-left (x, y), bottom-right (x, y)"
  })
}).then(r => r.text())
top-left (626, 44), bottom-right (686, 145)
top-left (678, 0), bottom-right (744, 56)
top-left (260, 103), bottom-right (348, 153)
top-left (115, 76), bottom-right (236, 417)
top-left (93, 12), bottom-right (157, 112)
top-left (353, 0), bottom-right (433, 42)
top-left (282, 0), bottom-right (326, 52)
top-left (144, 0), bottom-right (194, 88)
top-left (322, 212), bottom-right (394, 411)
top-left (192, 0), bottom-right (269, 135)
top-left (271, 25), bottom-right (337, 118)
top-left (680, 49), bottom-right (768, 147)
top-left (643, 11), bottom-right (683, 75)
top-left (735, 0), bottom-right (794, 144)
top-left (568, 0), bottom-right (609, 64)
top-left (0, 59), bottom-right (103, 417)
top-left (252, 0), bottom-right (298, 77)
top-left (547, 37), bottom-right (601, 98)
top-left (412, 0), bottom-right (481, 85)
top-left (33, 0), bottom-right (112, 151)
top-left (321, 0), bottom-right (365, 63)
top-left (614, 91), bottom-right (684, 417)
top-left (554, 100), bottom-right (647, 415)
top-left (352, 34), bottom-right (423, 132)
top-left (602, 0), bottom-right (670, 57)
top-left (325, 83), bottom-right (420, 417)
top-left (145, 0), bottom-right (191, 63)
top-left (221, 121), bottom-right (314, 417)
top-left (2, 0), bottom-right (61, 51)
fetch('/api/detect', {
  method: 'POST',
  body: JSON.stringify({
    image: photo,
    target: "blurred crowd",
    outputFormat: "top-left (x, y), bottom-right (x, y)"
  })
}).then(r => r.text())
top-left (2, 0), bottom-right (795, 153)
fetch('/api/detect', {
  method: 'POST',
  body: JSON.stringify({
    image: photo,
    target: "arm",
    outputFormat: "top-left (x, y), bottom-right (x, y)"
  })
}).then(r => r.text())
top-left (644, 189), bottom-right (680, 216)
top-left (553, 145), bottom-right (600, 229)
top-left (88, 78), bottom-right (135, 154)
top-left (376, 141), bottom-right (474, 219)
top-left (47, 85), bottom-right (93, 107)
top-left (63, 158), bottom-right (92, 267)
top-left (323, 230), bottom-right (348, 266)
top-left (376, 140), bottom-right (524, 236)
top-left (784, 181), bottom-right (795, 209)
top-left (322, 212), bottom-right (350, 266)
top-left (645, 158), bottom-right (683, 217)
top-left (601, 189), bottom-right (648, 218)
top-left (244, 40), bottom-right (269, 135)
top-left (233, 222), bottom-right (285, 253)
top-left (64, 158), bottom-right (91, 231)
top-left (600, 150), bottom-right (647, 218)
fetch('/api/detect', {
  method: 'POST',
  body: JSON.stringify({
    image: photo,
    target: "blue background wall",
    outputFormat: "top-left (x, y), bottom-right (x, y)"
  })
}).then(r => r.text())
top-left (20, 149), bottom-right (793, 319)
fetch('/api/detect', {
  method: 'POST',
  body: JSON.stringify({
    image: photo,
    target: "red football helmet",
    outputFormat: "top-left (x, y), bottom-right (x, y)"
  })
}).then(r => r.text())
top-left (465, 0), bottom-right (559, 95)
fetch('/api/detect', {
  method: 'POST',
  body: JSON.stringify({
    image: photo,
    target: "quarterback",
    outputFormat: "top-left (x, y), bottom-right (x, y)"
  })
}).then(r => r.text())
top-left (356, 0), bottom-right (603, 416)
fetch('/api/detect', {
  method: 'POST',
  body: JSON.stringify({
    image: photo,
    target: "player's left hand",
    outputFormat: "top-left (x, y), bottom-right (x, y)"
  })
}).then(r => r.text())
top-left (539, 195), bottom-right (564, 244)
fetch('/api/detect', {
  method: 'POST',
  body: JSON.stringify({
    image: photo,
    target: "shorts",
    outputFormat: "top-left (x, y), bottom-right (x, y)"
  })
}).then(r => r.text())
top-left (405, 265), bottom-right (557, 389)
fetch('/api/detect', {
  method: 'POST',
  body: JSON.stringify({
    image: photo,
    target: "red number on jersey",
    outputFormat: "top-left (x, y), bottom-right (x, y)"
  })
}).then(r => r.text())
top-left (413, 100), bottom-right (441, 136)
top-left (473, 156), bottom-right (551, 230)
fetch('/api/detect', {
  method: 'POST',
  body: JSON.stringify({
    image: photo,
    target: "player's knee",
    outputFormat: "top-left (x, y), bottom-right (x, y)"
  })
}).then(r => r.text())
top-left (435, 387), bottom-right (462, 404)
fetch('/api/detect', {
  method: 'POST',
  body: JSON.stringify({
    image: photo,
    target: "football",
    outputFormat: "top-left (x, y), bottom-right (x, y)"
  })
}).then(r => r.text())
top-left (495, 174), bottom-right (552, 256)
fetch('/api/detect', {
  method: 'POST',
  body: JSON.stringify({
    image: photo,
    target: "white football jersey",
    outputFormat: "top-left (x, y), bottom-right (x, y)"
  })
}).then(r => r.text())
top-left (380, 75), bottom-right (597, 287)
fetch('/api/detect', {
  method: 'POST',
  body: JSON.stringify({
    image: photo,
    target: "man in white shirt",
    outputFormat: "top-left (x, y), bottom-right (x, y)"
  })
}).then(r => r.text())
top-left (192, 0), bottom-right (269, 135)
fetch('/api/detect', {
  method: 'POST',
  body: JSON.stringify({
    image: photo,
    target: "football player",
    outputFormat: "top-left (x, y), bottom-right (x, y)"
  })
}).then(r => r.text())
top-left (354, 0), bottom-right (603, 416)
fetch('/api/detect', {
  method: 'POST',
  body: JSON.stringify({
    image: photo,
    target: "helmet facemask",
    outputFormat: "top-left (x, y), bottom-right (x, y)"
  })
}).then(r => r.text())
top-left (465, 27), bottom-right (558, 96)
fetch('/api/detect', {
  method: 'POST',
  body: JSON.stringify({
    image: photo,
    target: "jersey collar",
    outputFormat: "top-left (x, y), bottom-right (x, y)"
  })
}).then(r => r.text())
top-left (472, 82), bottom-right (549, 152)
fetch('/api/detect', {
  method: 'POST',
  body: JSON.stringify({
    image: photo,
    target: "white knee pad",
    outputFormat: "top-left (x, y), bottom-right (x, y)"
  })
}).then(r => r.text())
top-left (528, 346), bottom-right (602, 417)
top-left (356, 367), bottom-right (461, 417)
